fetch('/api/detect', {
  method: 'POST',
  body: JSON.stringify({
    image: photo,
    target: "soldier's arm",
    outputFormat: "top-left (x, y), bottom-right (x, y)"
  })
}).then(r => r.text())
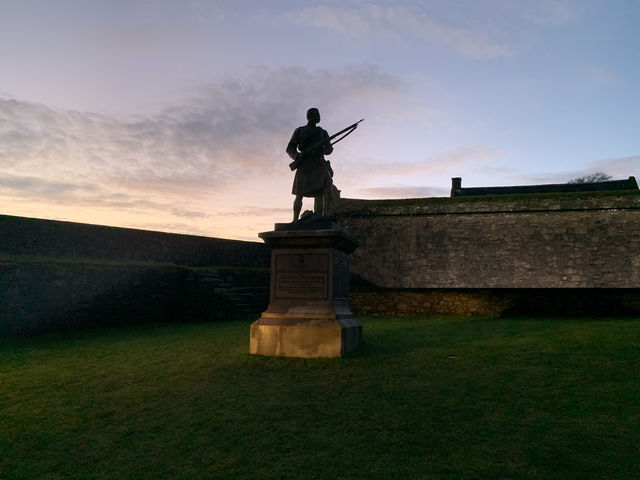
top-left (286, 129), bottom-right (300, 161)
top-left (322, 129), bottom-right (333, 156)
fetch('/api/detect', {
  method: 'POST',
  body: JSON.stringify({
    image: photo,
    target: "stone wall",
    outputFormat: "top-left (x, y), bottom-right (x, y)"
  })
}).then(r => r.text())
top-left (337, 191), bottom-right (640, 289)
top-left (4, 192), bottom-right (640, 333)
top-left (0, 259), bottom-right (270, 335)
top-left (0, 215), bottom-right (270, 334)
top-left (349, 289), bottom-right (640, 317)
top-left (0, 214), bottom-right (269, 267)
top-left (350, 290), bottom-right (511, 317)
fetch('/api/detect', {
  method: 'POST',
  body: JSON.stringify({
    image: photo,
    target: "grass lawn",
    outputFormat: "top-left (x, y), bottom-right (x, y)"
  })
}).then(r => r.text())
top-left (1, 316), bottom-right (639, 479)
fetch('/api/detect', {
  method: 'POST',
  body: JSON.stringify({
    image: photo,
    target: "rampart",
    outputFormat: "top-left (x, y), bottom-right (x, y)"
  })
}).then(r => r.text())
top-left (1, 215), bottom-right (270, 334)
top-left (0, 214), bottom-right (269, 267)
top-left (4, 188), bottom-right (640, 334)
top-left (338, 190), bottom-right (640, 316)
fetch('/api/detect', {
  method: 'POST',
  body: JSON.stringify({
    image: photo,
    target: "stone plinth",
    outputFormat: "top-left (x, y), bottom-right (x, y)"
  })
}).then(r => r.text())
top-left (250, 220), bottom-right (361, 358)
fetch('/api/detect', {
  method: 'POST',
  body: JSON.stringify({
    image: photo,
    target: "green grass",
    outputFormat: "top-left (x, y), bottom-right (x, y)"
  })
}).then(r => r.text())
top-left (2, 316), bottom-right (639, 479)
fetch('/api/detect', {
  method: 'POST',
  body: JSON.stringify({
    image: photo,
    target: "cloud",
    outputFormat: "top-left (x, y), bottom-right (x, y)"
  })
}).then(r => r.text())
top-left (361, 153), bottom-right (639, 200)
top-left (343, 145), bottom-right (503, 180)
top-left (0, 173), bottom-right (210, 220)
top-left (519, 0), bottom-right (576, 27)
top-left (0, 64), bottom-right (410, 237)
top-left (0, 174), bottom-right (98, 197)
top-left (586, 155), bottom-right (639, 179)
top-left (478, 154), bottom-right (640, 187)
top-left (1, 63), bottom-right (403, 189)
top-left (587, 66), bottom-right (621, 86)
top-left (268, 3), bottom-right (511, 59)
top-left (211, 206), bottom-right (292, 218)
top-left (513, 155), bottom-right (639, 186)
top-left (355, 185), bottom-right (449, 199)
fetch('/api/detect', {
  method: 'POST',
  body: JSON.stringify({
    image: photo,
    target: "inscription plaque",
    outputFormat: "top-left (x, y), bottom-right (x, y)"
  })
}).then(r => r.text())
top-left (275, 253), bottom-right (329, 299)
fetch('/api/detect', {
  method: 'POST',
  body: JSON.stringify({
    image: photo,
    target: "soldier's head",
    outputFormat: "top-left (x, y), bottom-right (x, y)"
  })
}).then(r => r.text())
top-left (306, 108), bottom-right (321, 124)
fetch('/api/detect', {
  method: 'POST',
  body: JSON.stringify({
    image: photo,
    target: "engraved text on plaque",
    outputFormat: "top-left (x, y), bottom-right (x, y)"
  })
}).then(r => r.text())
top-left (275, 253), bottom-right (329, 299)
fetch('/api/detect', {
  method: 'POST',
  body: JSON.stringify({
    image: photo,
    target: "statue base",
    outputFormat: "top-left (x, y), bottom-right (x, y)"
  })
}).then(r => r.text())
top-left (249, 219), bottom-right (361, 358)
top-left (250, 317), bottom-right (361, 358)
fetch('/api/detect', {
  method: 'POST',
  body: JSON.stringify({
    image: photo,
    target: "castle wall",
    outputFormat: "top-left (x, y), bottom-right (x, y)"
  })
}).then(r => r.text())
top-left (3, 191), bottom-right (640, 334)
top-left (0, 215), bottom-right (270, 334)
top-left (0, 214), bottom-right (269, 267)
top-left (348, 289), bottom-right (640, 317)
top-left (1, 261), bottom-right (270, 334)
top-left (337, 191), bottom-right (640, 289)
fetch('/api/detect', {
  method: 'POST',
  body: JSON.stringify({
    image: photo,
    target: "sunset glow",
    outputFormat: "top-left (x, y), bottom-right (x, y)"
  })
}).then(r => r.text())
top-left (1, 1), bottom-right (638, 240)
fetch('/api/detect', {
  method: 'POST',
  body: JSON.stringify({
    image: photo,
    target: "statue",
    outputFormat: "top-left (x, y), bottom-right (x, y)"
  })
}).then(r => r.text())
top-left (251, 110), bottom-right (364, 358)
top-left (286, 108), bottom-right (363, 222)
top-left (286, 108), bottom-right (333, 221)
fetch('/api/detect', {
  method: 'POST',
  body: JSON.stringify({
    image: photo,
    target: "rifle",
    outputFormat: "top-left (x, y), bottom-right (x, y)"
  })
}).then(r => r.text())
top-left (289, 118), bottom-right (364, 171)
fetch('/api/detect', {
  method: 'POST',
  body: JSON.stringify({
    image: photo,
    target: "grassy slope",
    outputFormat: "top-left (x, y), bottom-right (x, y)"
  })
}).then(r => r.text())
top-left (1, 316), bottom-right (639, 480)
top-left (0, 254), bottom-right (269, 273)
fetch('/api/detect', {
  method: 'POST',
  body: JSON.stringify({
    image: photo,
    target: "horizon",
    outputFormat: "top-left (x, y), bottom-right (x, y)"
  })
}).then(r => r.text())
top-left (4, 172), bottom-right (637, 243)
top-left (2, 1), bottom-right (639, 241)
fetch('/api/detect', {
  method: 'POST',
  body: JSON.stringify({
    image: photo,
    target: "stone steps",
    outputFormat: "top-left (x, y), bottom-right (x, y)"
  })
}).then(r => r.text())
top-left (197, 271), bottom-right (268, 314)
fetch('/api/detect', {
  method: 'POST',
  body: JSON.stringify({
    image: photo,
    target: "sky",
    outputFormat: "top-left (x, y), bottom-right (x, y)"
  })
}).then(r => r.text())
top-left (1, 0), bottom-right (639, 241)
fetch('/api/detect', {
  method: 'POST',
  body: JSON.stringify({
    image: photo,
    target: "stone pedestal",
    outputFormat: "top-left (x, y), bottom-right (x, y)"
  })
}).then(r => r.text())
top-left (250, 220), bottom-right (361, 358)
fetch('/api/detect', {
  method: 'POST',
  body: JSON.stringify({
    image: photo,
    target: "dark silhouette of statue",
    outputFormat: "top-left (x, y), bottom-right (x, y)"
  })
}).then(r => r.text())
top-left (286, 108), bottom-right (334, 221)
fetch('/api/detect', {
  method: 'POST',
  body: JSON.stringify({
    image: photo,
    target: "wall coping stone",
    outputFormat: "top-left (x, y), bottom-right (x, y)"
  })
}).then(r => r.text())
top-left (336, 190), bottom-right (640, 217)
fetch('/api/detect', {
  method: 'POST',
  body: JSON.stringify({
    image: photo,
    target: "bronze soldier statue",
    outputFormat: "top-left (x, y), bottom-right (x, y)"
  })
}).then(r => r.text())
top-left (286, 108), bottom-right (334, 221)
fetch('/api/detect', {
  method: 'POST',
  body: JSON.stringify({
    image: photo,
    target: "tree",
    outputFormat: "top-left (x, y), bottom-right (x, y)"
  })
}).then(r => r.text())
top-left (568, 172), bottom-right (612, 184)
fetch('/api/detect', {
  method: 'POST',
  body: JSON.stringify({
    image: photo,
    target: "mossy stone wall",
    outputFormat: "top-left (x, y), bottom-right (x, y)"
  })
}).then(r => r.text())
top-left (349, 289), bottom-right (640, 317)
